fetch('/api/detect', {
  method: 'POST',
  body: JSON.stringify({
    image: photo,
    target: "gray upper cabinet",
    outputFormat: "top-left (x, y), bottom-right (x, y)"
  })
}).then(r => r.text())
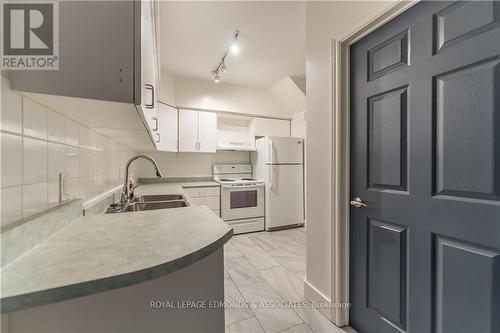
top-left (8, 1), bottom-right (153, 105)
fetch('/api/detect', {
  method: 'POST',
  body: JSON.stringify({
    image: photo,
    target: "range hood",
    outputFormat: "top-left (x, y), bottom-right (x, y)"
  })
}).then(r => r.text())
top-left (217, 115), bottom-right (256, 151)
top-left (216, 138), bottom-right (256, 151)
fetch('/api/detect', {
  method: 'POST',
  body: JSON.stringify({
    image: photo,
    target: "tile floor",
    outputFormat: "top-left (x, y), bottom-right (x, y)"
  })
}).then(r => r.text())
top-left (224, 227), bottom-right (355, 333)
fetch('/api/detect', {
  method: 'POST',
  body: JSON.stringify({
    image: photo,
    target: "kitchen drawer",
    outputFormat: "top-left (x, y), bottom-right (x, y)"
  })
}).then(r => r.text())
top-left (191, 197), bottom-right (204, 206)
top-left (204, 196), bottom-right (220, 210)
top-left (190, 196), bottom-right (220, 210)
top-left (184, 186), bottom-right (220, 198)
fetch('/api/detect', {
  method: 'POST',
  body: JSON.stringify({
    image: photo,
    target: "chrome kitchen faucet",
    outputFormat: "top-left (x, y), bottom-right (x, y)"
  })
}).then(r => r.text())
top-left (120, 155), bottom-right (163, 208)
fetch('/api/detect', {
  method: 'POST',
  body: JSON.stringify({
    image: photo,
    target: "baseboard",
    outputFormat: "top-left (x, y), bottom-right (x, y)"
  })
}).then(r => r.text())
top-left (304, 279), bottom-right (332, 320)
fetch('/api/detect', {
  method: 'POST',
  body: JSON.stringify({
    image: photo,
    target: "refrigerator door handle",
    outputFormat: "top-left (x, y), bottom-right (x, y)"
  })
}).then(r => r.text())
top-left (269, 139), bottom-right (273, 189)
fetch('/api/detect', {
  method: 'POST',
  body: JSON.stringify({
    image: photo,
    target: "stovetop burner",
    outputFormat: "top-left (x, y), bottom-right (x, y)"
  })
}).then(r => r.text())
top-left (219, 178), bottom-right (235, 182)
top-left (241, 178), bottom-right (257, 181)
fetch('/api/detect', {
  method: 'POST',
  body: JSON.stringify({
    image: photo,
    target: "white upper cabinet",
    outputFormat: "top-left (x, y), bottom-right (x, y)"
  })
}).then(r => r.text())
top-left (178, 110), bottom-right (199, 152)
top-left (179, 110), bottom-right (217, 153)
top-left (250, 118), bottom-right (291, 137)
top-left (198, 111), bottom-right (217, 152)
top-left (8, 1), bottom-right (151, 105)
top-left (139, 0), bottom-right (159, 132)
top-left (156, 103), bottom-right (178, 152)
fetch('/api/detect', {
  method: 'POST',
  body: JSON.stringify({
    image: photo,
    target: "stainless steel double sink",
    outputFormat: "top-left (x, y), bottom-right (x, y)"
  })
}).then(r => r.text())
top-left (108, 194), bottom-right (188, 213)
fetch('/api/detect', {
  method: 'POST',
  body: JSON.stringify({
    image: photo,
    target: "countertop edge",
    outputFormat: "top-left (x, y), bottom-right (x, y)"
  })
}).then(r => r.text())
top-left (1, 228), bottom-right (233, 314)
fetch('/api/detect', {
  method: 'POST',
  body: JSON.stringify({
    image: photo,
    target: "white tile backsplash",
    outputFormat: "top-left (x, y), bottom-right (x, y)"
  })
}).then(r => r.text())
top-left (22, 182), bottom-right (48, 216)
top-left (48, 142), bottom-right (66, 181)
top-left (23, 98), bottom-right (47, 140)
top-left (1, 76), bottom-right (22, 134)
top-left (78, 126), bottom-right (93, 150)
top-left (66, 178), bottom-right (79, 200)
top-left (1, 132), bottom-right (22, 187)
top-left (47, 111), bottom-right (66, 143)
top-left (78, 149), bottom-right (93, 177)
top-left (1, 76), bottom-right (137, 223)
top-left (135, 151), bottom-right (251, 178)
top-left (78, 176), bottom-right (94, 200)
top-left (65, 146), bottom-right (79, 178)
top-left (1, 186), bottom-right (22, 227)
top-left (65, 119), bottom-right (79, 146)
top-left (23, 137), bottom-right (47, 184)
top-left (48, 181), bottom-right (60, 207)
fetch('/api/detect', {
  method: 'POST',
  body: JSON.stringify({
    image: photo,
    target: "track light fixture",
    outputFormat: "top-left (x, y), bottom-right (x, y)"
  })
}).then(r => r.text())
top-left (211, 31), bottom-right (239, 83)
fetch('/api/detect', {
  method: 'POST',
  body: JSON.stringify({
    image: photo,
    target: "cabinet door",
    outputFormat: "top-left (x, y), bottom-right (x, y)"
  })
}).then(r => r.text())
top-left (140, 0), bottom-right (158, 131)
top-left (9, 1), bottom-right (135, 103)
top-left (198, 111), bottom-right (217, 153)
top-left (178, 110), bottom-right (199, 152)
top-left (273, 120), bottom-right (291, 137)
top-left (157, 104), bottom-right (178, 152)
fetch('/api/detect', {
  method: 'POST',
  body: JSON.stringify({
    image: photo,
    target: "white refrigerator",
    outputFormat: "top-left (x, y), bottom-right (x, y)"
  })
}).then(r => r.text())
top-left (252, 136), bottom-right (304, 230)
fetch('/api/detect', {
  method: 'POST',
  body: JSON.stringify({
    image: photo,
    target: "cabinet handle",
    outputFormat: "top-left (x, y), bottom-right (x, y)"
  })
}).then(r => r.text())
top-left (269, 139), bottom-right (274, 189)
top-left (152, 117), bottom-right (158, 131)
top-left (145, 84), bottom-right (155, 109)
top-left (156, 133), bottom-right (160, 143)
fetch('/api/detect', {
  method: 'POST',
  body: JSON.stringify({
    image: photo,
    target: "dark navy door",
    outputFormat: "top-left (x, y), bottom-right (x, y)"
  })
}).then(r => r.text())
top-left (350, 2), bottom-right (500, 333)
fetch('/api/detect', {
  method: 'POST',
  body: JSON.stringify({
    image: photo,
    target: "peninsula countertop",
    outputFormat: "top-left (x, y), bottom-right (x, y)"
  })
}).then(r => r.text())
top-left (1, 182), bottom-right (231, 313)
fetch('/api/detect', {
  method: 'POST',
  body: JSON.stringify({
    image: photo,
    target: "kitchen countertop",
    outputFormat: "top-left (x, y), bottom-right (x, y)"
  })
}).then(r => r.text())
top-left (1, 183), bottom-right (231, 313)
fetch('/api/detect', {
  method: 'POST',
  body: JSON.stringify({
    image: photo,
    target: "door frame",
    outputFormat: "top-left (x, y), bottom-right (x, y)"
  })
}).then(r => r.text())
top-left (330, 0), bottom-right (419, 327)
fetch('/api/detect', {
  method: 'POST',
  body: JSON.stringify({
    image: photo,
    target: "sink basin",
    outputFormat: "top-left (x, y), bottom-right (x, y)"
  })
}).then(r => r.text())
top-left (132, 194), bottom-right (184, 202)
top-left (125, 200), bottom-right (188, 212)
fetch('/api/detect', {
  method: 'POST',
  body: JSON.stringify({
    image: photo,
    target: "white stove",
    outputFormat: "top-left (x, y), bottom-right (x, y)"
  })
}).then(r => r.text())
top-left (214, 164), bottom-right (264, 185)
top-left (213, 164), bottom-right (265, 234)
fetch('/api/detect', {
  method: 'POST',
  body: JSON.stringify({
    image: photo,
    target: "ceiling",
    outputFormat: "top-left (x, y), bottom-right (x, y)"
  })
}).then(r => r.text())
top-left (158, 1), bottom-right (305, 88)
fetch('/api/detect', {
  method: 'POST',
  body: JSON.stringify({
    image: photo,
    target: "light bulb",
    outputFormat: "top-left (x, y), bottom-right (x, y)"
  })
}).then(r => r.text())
top-left (214, 75), bottom-right (220, 83)
top-left (231, 43), bottom-right (239, 54)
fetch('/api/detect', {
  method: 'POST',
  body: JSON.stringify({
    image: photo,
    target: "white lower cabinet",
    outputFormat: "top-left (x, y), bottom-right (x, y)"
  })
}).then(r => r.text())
top-left (184, 186), bottom-right (220, 216)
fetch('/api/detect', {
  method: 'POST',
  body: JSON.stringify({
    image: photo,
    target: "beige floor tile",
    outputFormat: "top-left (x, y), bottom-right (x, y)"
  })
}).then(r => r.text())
top-left (224, 273), bottom-right (254, 326)
top-left (232, 236), bottom-right (280, 270)
top-left (225, 255), bottom-right (265, 287)
top-left (281, 323), bottom-right (314, 333)
top-left (259, 266), bottom-right (305, 302)
top-left (225, 241), bottom-right (244, 258)
top-left (226, 317), bottom-right (265, 333)
top-left (293, 303), bottom-right (346, 333)
top-left (239, 281), bottom-right (303, 332)
top-left (267, 250), bottom-right (306, 281)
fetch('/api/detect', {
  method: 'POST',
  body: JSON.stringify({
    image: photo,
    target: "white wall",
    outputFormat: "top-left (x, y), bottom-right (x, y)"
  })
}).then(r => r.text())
top-left (271, 76), bottom-right (306, 116)
top-left (291, 110), bottom-right (306, 139)
top-left (305, 0), bottom-right (397, 318)
top-left (0, 76), bottom-right (137, 228)
top-left (271, 76), bottom-right (306, 115)
top-left (135, 151), bottom-right (250, 179)
top-left (173, 76), bottom-right (291, 118)
top-left (159, 69), bottom-right (176, 106)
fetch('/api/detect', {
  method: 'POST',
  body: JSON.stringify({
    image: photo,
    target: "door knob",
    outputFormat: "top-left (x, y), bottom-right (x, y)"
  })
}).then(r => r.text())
top-left (350, 197), bottom-right (367, 208)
